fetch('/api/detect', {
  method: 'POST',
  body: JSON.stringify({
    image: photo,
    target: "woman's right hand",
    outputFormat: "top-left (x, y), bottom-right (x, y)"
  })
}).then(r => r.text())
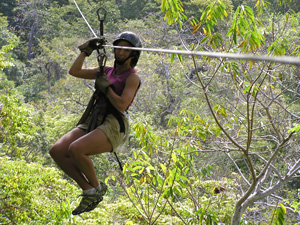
top-left (78, 37), bottom-right (106, 56)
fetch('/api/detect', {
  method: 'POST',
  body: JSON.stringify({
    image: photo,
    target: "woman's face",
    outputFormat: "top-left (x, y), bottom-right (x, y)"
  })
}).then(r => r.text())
top-left (114, 40), bottom-right (133, 62)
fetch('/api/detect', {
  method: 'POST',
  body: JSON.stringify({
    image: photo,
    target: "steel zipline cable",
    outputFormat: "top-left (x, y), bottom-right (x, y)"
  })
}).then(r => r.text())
top-left (73, 0), bottom-right (97, 37)
top-left (103, 45), bottom-right (300, 65)
top-left (73, 0), bottom-right (300, 66)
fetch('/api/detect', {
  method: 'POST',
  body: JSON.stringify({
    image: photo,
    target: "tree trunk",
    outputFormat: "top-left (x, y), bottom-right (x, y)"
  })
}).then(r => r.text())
top-left (27, 11), bottom-right (38, 61)
top-left (231, 203), bottom-right (243, 225)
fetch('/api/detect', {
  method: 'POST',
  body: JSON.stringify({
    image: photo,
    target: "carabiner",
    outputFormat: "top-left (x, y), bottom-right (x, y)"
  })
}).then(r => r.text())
top-left (95, 6), bottom-right (107, 75)
top-left (97, 7), bottom-right (107, 36)
top-left (97, 51), bottom-right (107, 76)
top-left (97, 7), bottom-right (106, 21)
top-left (97, 52), bottom-right (107, 67)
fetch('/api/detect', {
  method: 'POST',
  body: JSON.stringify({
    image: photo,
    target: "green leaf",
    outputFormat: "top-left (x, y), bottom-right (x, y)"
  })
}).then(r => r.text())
top-left (179, 175), bottom-right (189, 182)
top-left (279, 203), bottom-right (287, 214)
top-left (160, 163), bottom-right (167, 174)
top-left (172, 152), bottom-right (177, 163)
top-left (171, 53), bottom-right (175, 63)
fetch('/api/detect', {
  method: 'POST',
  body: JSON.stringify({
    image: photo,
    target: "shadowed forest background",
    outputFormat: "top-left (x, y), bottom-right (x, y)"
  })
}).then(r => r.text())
top-left (1, 0), bottom-right (300, 224)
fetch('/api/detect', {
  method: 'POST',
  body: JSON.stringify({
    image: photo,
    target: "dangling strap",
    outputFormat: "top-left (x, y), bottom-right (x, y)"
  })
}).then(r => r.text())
top-left (106, 101), bottom-right (125, 133)
top-left (86, 98), bottom-right (107, 133)
top-left (113, 152), bottom-right (123, 171)
top-left (76, 93), bottom-right (97, 127)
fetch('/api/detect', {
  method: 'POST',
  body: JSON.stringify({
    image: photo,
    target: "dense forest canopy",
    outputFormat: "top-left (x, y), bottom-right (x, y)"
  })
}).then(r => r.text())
top-left (1, 0), bottom-right (300, 224)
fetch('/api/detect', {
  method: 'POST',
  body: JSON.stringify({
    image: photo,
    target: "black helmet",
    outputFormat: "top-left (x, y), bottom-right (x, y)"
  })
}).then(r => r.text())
top-left (113, 31), bottom-right (142, 48)
top-left (113, 31), bottom-right (142, 67)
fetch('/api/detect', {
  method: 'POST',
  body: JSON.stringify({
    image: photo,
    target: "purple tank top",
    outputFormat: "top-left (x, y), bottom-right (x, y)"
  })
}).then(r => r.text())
top-left (105, 66), bottom-right (139, 108)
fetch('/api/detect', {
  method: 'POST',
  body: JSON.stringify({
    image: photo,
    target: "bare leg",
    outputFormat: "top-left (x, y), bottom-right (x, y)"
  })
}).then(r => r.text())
top-left (49, 128), bottom-right (93, 190)
top-left (68, 128), bottom-right (112, 188)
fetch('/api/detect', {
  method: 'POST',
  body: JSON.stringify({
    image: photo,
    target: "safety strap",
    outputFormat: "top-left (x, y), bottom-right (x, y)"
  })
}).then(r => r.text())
top-left (86, 95), bottom-right (107, 132)
top-left (79, 92), bottom-right (125, 172)
top-left (82, 93), bottom-right (125, 134)
top-left (113, 152), bottom-right (123, 171)
top-left (106, 101), bottom-right (125, 133)
top-left (78, 6), bottom-right (124, 172)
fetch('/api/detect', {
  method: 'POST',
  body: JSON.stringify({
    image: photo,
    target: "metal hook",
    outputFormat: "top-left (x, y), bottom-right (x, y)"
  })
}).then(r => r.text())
top-left (97, 7), bottom-right (106, 36)
top-left (97, 51), bottom-right (107, 75)
top-left (97, 52), bottom-right (107, 66)
top-left (97, 7), bottom-right (106, 22)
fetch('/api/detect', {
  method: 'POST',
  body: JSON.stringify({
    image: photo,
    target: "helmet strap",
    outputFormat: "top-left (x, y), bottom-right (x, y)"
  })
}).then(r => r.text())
top-left (114, 51), bottom-right (135, 67)
top-left (115, 56), bottom-right (130, 65)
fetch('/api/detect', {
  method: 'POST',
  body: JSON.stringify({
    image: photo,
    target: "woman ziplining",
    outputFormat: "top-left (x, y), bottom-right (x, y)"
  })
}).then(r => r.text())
top-left (48, 0), bottom-right (300, 217)
top-left (49, 31), bottom-right (142, 215)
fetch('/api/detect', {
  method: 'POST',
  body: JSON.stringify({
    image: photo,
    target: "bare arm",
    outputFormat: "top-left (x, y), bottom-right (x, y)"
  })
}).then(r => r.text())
top-left (106, 73), bottom-right (140, 112)
top-left (68, 52), bottom-right (103, 79)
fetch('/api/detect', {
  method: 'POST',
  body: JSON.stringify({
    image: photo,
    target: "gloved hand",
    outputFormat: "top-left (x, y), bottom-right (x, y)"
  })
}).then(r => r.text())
top-left (95, 71), bottom-right (113, 95)
top-left (78, 37), bottom-right (106, 56)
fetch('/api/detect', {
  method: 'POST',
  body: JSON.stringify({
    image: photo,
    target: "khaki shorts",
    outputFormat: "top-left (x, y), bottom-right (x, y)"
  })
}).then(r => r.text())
top-left (77, 113), bottom-right (129, 152)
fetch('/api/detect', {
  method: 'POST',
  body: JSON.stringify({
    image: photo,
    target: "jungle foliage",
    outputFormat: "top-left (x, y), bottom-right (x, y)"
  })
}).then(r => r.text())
top-left (1, 0), bottom-right (300, 224)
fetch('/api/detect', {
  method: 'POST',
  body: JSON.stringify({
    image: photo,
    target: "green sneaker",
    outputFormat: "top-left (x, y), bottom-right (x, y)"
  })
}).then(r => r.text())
top-left (84, 182), bottom-right (108, 213)
top-left (72, 192), bottom-right (103, 215)
top-left (97, 182), bottom-right (108, 196)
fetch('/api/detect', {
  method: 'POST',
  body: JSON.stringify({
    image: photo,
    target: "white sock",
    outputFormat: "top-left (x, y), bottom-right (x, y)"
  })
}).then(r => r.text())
top-left (96, 183), bottom-right (102, 192)
top-left (83, 187), bottom-right (96, 195)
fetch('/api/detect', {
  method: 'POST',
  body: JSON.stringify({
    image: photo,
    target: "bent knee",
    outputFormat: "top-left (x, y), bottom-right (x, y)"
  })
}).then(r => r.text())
top-left (49, 145), bottom-right (56, 157)
top-left (49, 144), bottom-right (66, 159)
top-left (49, 145), bottom-right (59, 158)
top-left (68, 142), bottom-right (82, 160)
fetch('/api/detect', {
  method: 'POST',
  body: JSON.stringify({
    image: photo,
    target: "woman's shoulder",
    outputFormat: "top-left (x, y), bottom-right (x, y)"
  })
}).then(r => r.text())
top-left (127, 71), bottom-right (140, 86)
top-left (127, 68), bottom-right (138, 78)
